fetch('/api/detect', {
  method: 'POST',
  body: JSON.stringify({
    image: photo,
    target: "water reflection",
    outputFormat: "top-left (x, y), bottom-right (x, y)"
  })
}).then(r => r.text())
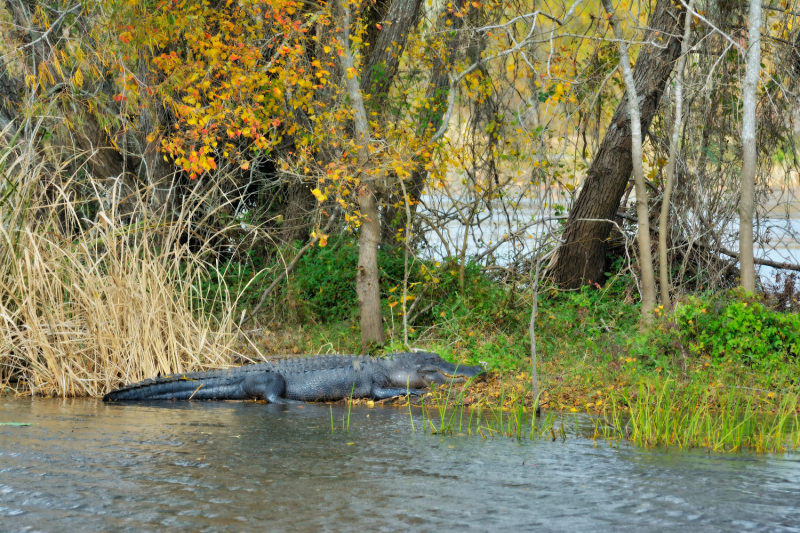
top-left (1, 399), bottom-right (799, 532)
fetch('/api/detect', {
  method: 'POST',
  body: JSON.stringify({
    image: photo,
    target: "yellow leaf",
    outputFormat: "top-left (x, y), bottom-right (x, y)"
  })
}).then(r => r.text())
top-left (72, 69), bottom-right (83, 88)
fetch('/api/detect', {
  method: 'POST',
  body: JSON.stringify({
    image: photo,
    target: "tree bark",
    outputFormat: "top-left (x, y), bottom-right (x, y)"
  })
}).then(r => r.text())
top-left (740, 0), bottom-right (761, 292)
top-left (337, 0), bottom-right (386, 351)
top-left (659, 0), bottom-right (695, 309)
top-left (360, 0), bottom-right (421, 106)
top-left (0, 67), bottom-right (22, 133)
top-left (381, 0), bottom-right (464, 242)
top-left (550, 0), bottom-right (684, 289)
top-left (356, 184), bottom-right (385, 350)
top-left (601, 0), bottom-right (657, 323)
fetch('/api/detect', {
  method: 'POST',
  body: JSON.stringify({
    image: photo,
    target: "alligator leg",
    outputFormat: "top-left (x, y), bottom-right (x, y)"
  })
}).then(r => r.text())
top-left (370, 387), bottom-right (426, 400)
top-left (242, 373), bottom-right (293, 404)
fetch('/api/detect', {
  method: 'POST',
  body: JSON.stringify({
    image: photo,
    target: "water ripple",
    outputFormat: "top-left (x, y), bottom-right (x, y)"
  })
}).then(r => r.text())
top-left (1, 399), bottom-right (799, 532)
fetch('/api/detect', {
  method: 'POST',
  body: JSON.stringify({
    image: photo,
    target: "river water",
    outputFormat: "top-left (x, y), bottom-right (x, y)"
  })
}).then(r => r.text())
top-left (420, 191), bottom-right (800, 282)
top-left (2, 399), bottom-right (800, 532)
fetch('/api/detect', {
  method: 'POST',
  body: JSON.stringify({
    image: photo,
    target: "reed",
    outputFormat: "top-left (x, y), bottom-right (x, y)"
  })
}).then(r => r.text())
top-left (409, 371), bottom-right (800, 454)
top-left (0, 132), bottom-right (241, 397)
top-left (414, 373), bottom-right (559, 441)
top-left (346, 384), bottom-right (355, 432)
top-left (600, 380), bottom-right (800, 453)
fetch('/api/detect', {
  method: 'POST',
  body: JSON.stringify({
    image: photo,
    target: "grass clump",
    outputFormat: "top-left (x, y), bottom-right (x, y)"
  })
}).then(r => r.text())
top-left (0, 143), bottom-right (238, 397)
top-left (397, 373), bottom-right (800, 454)
top-left (600, 380), bottom-right (800, 453)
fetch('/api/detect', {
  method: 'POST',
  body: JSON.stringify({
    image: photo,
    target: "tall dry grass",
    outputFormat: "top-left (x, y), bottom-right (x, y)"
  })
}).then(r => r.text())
top-left (0, 130), bottom-right (241, 397)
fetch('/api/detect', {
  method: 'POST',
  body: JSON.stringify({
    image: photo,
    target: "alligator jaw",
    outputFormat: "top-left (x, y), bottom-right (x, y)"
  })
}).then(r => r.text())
top-left (417, 361), bottom-right (486, 385)
top-left (439, 371), bottom-right (485, 383)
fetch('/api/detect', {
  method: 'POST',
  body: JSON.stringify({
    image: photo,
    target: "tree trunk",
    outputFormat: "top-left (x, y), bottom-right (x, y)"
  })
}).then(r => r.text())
top-left (356, 184), bottom-right (386, 349)
top-left (136, 52), bottom-right (179, 217)
top-left (357, 0), bottom-right (424, 244)
top-left (337, 0), bottom-right (386, 350)
top-left (381, 0), bottom-right (464, 242)
top-left (0, 67), bottom-right (22, 132)
top-left (279, 181), bottom-right (317, 245)
top-left (659, 0), bottom-right (695, 309)
top-left (72, 114), bottom-right (140, 222)
top-left (601, 0), bottom-right (656, 323)
top-left (550, 0), bottom-right (684, 289)
top-left (360, 0), bottom-right (421, 106)
top-left (740, 0), bottom-right (761, 292)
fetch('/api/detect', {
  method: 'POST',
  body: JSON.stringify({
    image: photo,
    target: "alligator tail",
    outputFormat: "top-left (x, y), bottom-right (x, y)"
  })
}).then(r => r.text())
top-left (103, 371), bottom-right (228, 401)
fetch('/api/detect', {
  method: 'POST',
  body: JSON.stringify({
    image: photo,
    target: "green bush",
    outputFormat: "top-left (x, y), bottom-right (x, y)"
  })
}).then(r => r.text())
top-left (292, 237), bottom-right (359, 322)
top-left (675, 289), bottom-right (800, 367)
top-left (291, 236), bottom-right (419, 323)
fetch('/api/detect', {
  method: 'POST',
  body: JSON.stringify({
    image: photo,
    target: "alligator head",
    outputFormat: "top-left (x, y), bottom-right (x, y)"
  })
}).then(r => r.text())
top-left (388, 352), bottom-right (486, 389)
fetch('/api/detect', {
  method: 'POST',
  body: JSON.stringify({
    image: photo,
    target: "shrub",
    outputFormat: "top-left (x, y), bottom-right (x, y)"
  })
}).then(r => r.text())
top-left (675, 289), bottom-right (800, 367)
top-left (290, 236), bottom-right (419, 324)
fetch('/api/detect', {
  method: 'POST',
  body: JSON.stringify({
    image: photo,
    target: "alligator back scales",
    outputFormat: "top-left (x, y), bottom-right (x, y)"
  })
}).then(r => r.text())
top-left (102, 352), bottom-right (485, 404)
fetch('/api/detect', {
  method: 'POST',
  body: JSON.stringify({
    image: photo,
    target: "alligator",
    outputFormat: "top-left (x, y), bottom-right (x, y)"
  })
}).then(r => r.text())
top-left (103, 352), bottom-right (485, 403)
